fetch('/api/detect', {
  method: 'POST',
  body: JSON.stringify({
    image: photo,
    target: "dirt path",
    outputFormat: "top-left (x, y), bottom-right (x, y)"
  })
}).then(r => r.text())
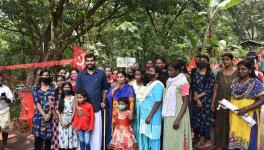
top-left (0, 133), bottom-right (34, 150)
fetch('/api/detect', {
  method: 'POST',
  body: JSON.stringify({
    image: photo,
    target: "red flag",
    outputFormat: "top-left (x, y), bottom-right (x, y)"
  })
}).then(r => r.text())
top-left (187, 57), bottom-right (196, 72)
top-left (73, 45), bottom-right (87, 71)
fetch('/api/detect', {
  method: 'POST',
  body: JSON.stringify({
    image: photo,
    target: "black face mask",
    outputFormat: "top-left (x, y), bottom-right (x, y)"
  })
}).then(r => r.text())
top-left (40, 77), bottom-right (52, 85)
top-left (196, 62), bottom-right (208, 69)
top-left (63, 89), bottom-right (72, 95)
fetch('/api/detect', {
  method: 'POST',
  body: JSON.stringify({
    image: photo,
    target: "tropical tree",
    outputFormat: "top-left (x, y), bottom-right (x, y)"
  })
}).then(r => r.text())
top-left (0, 0), bottom-right (136, 83)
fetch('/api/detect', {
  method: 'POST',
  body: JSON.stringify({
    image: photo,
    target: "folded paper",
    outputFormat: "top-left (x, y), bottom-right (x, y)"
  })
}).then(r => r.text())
top-left (217, 99), bottom-right (256, 127)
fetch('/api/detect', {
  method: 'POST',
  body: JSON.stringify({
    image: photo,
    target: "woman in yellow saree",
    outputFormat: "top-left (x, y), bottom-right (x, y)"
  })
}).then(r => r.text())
top-left (229, 59), bottom-right (264, 150)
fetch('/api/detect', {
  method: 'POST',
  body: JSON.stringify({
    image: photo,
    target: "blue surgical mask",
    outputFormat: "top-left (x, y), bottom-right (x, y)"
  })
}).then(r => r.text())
top-left (118, 105), bottom-right (126, 111)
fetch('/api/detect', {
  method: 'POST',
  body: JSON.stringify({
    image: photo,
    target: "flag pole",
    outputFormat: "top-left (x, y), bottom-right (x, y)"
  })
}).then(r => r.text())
top-left (103, 108), bottom-right (106, 150)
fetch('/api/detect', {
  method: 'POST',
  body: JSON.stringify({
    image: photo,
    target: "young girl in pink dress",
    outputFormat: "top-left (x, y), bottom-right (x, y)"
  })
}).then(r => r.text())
top-left (109, 97), bottom-right (137, 150)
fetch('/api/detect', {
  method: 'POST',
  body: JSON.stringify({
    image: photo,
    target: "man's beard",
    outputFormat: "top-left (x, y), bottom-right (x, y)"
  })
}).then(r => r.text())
top-left (87, 64), bottom-right (95, 70)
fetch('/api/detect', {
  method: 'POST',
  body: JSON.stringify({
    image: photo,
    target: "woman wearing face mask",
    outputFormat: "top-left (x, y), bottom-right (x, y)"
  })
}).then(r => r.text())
top-left (191, 55), bottom-right (215, 149)
top-left (57, 82), bottom-right (77, 149)
top-left (109, 97), bottom-right (137, 150)
top-left (228, 59), bottom-right (264, 150)
top-left (139, 66), bottom-right (164, 150)
top-left (211, 53), bottom-right (237, 150)
top-left (106, 71), bottom-right (135, 146)
top-left (162, 61), bottom-right (193, 150)
top-left (70, 68), bottom-right (79, 92)
top-left (32, 69), bottom-right (55, 150)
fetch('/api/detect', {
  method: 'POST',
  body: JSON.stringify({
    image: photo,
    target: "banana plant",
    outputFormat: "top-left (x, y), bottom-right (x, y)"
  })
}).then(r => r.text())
top-left (202, 0), bottom-right (242, 50)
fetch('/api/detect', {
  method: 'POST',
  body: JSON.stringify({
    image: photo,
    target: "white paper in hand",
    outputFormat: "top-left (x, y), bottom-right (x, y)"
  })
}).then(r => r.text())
top-left (217, 99), bottom-right (256, 127)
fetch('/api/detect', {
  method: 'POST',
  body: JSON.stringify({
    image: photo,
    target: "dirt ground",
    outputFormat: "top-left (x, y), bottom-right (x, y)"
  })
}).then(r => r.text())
top-left (0, 133), bottom-right (34, 150)
top-left (0, 121), bottom-right (34, 150)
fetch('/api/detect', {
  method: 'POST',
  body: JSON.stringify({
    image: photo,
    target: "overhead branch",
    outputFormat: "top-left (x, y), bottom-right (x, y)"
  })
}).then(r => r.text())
top-left (42, 0), bottom-right (67, 49)
top-left (21, 0), bottom-right (42, 38)
top-left (54, 4), bottom-right (131, 59)
top-left (168, 4), bottom-right (187, 30)
top-left (53, 0), bottom-right (67, 27)
top-left (0, 25), bottom-right (39, 40)
top-left (145, 9), bottom-right (157, 32)
top-left (57, 0), bottom-right (107, 41)
top-left (163, 3), bottom-right (187, 38)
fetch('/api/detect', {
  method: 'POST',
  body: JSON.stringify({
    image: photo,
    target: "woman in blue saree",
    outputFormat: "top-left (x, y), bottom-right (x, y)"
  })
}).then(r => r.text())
top-left (106, 71), bottom-right (135, 146)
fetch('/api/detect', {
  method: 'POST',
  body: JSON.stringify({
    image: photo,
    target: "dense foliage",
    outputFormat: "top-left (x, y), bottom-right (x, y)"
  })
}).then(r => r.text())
top-left (0, 0), bottom-right (263, 84)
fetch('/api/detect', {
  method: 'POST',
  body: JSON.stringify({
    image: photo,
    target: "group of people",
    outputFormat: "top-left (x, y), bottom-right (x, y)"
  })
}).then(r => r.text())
top-left (0, 51), bottom-right (264, 150)
top-left (190, 53), bottom-right (264, 150)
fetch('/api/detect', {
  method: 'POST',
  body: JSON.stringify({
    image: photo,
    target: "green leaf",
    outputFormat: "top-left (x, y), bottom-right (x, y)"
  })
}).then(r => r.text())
top-left (209, 0), bottom-right (220, 7)
top-left (218, 0), bottom-right (241, 10)
top-left (193, 12), bottom-right (207, 24)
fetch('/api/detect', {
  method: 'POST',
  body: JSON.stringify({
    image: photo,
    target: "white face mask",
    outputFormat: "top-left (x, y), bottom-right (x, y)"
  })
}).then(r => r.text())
top-left (65, 72), bottom-right (70, 78)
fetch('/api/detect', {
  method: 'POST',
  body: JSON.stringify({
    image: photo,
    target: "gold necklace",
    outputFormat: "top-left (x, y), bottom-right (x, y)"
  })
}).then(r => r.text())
top-left (223, 69), bottom-right (234, 84)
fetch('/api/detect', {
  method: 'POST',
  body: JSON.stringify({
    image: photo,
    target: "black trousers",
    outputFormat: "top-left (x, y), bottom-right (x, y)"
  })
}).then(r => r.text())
top-left (35, 136), bottom-right (51, 150)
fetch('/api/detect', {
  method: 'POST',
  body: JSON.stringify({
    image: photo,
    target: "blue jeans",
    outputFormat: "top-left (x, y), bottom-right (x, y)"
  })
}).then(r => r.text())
top-left (78, 131), bottom-right (90, 150)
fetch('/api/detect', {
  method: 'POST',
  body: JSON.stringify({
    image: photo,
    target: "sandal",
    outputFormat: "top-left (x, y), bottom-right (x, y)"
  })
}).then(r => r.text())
top-left (195, 137), bottom-right (205, 148)
top-left (195, 140), bottom-right (205, 148)
top-left (197, 140), bottom-right (213, 149)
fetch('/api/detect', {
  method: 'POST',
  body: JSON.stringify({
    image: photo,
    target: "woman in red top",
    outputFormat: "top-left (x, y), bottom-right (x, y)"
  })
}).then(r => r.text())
top-left (73, 91), bottom-right (94, 150)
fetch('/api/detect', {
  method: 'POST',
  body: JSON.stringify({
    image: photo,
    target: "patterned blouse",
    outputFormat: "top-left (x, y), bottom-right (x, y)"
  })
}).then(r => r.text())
top-left (231, 78), bottom-right (264, 99)
top-left (32, 85), bottom-right (55, 139)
